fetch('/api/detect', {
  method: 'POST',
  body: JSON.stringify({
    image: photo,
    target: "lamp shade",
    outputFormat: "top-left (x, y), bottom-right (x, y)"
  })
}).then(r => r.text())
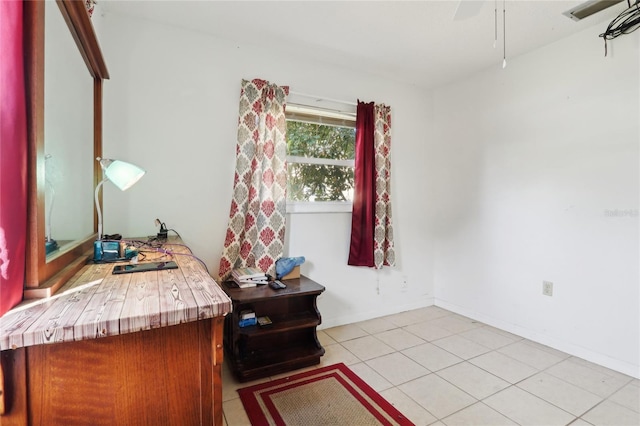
top-left (95, 157), bottom-right (145, 239)
top-left (99, 158), bottom-right (146, 191)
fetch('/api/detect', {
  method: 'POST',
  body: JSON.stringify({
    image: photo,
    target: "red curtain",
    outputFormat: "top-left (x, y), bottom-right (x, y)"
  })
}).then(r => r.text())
top-left (0, 0), bottom-right (27, 316)
top-left (348, 101), bottom-right (376, 266)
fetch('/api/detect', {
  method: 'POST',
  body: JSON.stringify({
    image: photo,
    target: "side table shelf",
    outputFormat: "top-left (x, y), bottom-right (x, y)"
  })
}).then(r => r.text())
top-left (221, 276), bottom-right (325, 382)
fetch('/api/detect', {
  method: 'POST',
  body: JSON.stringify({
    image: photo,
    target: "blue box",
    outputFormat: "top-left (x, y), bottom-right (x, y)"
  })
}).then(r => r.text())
top-left (94, 240), bottom-right (121, 262)
top-left (239, 317), bottom-right (257, 328)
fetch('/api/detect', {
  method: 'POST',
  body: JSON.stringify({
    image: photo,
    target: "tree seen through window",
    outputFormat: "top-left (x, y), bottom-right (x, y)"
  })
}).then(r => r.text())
top-left (286, 120), bottom-right (355, 202)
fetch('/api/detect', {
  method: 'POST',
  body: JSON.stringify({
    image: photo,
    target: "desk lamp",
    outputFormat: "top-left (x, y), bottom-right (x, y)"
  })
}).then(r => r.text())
top-left (94, 157), bottom-right (145, 239)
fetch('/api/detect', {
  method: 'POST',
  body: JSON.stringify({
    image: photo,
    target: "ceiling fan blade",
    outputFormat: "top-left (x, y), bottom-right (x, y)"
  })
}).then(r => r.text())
top-left (453, 0), bottom-right (486, 21)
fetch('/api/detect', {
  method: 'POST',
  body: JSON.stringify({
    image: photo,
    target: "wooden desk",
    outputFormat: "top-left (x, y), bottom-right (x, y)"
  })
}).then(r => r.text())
top-left (0, 239), bottom-right (232, 425)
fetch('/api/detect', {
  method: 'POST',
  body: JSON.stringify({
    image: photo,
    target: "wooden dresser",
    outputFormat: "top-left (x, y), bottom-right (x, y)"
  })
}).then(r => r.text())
top-left (0, 239), bottom-right (232, 425)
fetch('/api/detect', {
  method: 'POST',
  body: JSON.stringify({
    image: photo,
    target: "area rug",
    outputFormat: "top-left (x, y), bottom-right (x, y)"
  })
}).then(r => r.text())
top-left (237, 363), bottom-right (415, 426)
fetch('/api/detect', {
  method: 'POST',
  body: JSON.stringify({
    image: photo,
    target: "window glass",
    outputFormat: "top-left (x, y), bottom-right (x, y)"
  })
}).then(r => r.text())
top-left (286, 105), bottom-right (356, 212)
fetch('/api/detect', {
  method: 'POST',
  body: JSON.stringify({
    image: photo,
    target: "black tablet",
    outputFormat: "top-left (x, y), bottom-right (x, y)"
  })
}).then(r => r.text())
top-left (112, 261), bottom-right (178, 275)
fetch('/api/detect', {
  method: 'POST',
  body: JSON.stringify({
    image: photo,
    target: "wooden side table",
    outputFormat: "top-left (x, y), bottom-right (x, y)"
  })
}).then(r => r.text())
top-left (221, 276), bottom-right (325, 382)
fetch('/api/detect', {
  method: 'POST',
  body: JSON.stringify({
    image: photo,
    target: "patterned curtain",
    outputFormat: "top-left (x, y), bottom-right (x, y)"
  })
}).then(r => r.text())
top-left (0, 0), bottom-right (27, 316)
top-left (84, 0), bottom-right (96, 17)
top-left (373, 104), bottom-right (395, 268)
top-left (348, 102), bottom-right (395, 268)
top-left (218, 79), bottom-right (289, 281)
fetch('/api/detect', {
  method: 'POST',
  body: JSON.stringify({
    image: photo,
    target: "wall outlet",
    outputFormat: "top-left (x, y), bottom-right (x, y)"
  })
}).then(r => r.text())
top-left (542, 281), bottom-right (554, 297)
top-left (401, 275), bottom-right (408, 291)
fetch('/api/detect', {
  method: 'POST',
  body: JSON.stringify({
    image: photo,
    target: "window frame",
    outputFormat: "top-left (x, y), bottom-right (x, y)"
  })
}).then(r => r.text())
top-left (285, 103), bottom-right (356, 214)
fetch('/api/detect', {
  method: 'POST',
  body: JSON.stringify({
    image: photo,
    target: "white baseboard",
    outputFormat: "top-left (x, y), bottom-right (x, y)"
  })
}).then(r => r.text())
top-left (318, 297), bottom-right (435, 330)
top-left (435, 299), bottom-right (640, 379)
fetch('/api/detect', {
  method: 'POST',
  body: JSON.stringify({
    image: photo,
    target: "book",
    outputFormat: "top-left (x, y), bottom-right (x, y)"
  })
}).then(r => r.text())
top-left (232, 267), bottom-right (266, 280)
top-left (234, 276), bottom-right (268, 284)
top-left (231, 267), bottom-right (267, 288)
top-left (257, 316), bottom-right (272, 326)
top-left (226, 280), bottom-right (256, 289)
top-left (240, 310), bottom-right (256, 320)
top-left (239, 317), bottom-right (257, 327)
top-left (233, 281), bottom-right (258, 288)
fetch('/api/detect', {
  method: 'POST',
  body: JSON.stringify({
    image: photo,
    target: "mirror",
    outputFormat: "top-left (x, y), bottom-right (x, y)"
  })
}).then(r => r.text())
top-left (25, 0), bottom-right (109, 298)
top-left (44, 0), bottom-right (94, 259)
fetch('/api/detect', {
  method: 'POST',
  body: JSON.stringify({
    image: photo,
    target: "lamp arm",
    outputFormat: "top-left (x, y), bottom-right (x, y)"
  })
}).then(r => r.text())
top-left (94, 178), bottom-right (107, 239)
top-left (46, 184), bottom-right (55, 242)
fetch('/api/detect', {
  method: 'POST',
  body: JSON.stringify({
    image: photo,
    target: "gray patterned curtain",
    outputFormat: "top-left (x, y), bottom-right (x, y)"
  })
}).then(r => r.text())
top-left (218, 79), bottom-right (289, 281)
top-left (373, 104), bottom-right (395, 268)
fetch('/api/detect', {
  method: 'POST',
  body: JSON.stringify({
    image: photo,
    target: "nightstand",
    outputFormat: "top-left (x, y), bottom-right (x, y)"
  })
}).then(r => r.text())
top-left (221, 276), bottom-right (325, 382)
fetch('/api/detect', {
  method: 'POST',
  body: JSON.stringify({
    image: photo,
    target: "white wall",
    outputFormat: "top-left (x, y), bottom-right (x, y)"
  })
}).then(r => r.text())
top-left (98, 12), bottom-right (435, 328)
top-left (97, 10), bottom-right (638, 378)
top-left (431, 26), bottom-right (639, 377)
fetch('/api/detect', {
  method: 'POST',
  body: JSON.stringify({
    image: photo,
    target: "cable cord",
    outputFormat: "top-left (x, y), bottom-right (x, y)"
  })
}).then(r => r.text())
top-left (99, 238), bottom-right (210, 274)
top-left (132, 239), bottom-right (210, 274)
top-left (599, 0), bottom-right (640, 56)
top-left (165, 251), bottom-right (210, 274)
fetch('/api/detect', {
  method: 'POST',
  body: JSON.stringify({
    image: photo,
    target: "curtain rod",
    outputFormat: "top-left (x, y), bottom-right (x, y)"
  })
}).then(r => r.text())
top-left (287, 102), bottom-right (356, 117)
top-left (288, 90), bottom-right (357, 107)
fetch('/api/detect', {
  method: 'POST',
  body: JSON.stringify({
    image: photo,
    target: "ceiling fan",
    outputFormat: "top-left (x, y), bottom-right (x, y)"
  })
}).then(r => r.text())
top-left (452, 0), bottom-right (629, 67)
top-left (453, 0), bottom-right (507, 67)
top-left (454, 0), bottom-right (627, 21)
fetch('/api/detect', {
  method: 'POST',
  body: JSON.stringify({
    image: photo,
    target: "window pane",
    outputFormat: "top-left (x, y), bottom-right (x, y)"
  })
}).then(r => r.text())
top-left (287, 163), bottom-right (354, 202)
top-left (286, 107), bottom-right (356, 128)
top-left (286, 121), bottom-right (355, 160)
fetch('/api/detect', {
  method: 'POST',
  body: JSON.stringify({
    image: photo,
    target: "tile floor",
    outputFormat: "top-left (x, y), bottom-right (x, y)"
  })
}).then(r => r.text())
top-left (222, 306), bottom-right (639, 425)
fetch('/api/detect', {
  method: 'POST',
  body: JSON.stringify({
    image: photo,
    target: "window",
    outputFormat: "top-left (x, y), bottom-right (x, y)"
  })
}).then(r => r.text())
top-left (286, 104), bottom-right (356, 213)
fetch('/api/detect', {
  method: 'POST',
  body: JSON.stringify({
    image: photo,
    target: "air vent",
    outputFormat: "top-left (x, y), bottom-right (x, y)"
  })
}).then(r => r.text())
top-left (563, 0), bottom-right (625, 21)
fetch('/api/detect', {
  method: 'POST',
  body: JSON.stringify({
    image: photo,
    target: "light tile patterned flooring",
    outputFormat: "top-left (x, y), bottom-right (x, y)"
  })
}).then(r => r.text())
top-left (222, 306), bottom-right (639, 425)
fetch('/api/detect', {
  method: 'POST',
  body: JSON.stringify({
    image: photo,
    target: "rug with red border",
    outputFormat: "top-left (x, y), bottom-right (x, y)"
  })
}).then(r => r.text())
top-left (237, 363), bottom-right (415, 426)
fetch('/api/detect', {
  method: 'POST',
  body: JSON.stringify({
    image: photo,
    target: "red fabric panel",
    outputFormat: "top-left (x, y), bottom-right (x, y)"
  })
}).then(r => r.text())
top-left (348, 101), bottom-right (375, 267)
top-left (0, 0), bottom-right (27, 316)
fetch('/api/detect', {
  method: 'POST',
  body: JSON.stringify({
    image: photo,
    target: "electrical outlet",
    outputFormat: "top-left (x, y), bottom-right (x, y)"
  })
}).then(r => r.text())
top-left (401, 275), bottom-right (408, 291)
top-left (542, 281), bottom-right (553, 297)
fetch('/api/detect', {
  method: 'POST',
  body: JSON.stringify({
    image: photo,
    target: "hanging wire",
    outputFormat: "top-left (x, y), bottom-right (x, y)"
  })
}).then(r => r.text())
top-left (502, 0), bottom-right (507, 68)
top-left (599, 0), bottom-right (640, 56)
top-left (494, 0), bottom-right (498, 48)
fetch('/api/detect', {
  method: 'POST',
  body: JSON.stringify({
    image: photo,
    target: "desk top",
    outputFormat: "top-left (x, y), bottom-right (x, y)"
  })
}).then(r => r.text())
top-left (0, 239), bottom-right (232, 351)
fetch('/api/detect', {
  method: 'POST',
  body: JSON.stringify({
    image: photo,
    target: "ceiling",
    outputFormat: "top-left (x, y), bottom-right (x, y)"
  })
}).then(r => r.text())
top-left (100, 0), bottom-right (626, 90)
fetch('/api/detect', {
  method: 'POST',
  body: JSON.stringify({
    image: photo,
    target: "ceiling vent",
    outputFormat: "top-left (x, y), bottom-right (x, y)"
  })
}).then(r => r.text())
top-left (563, 0), bottom-right (625, 21)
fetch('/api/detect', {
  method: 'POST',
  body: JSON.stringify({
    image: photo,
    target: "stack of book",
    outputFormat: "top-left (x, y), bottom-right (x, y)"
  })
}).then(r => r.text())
top-left (231, 267), bottom-right (268, 288)
top-left (239, 310), bottom-right (257, 327)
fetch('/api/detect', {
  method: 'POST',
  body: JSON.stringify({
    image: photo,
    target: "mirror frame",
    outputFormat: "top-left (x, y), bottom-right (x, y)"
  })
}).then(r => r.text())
top-left (24, 0), bottom-right (109, 298)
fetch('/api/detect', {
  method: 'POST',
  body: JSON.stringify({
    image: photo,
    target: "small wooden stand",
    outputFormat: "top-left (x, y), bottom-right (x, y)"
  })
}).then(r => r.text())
top-left (221, 276), bottom-right (325, 382)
